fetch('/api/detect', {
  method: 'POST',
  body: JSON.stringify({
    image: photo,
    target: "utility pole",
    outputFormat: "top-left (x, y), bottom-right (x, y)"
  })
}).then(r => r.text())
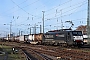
top-left (19, 30), bottom-right (20, 36)
top-left (21, 31), bottom-right (23, 36)
top-left (61, 20), bottom-right (63, 29)
top-left (8, 21), bottom-right (12, 41)
top-left (42, 11), bottom-right (45, 34)
top-left (40, 25), bottom-right (42, 33)
top-left (35, 23), bottom-right (36, 34)
top-left (87, 0), bottom-right (90, 44)
top-left (28, 24), bottom-right (31, 34)
top-left (57, 18), bottom-right (58, 30)
top-left (49, 25), bottom-right (51, 31)
top-left (30, 27), bottom-right (31, 34)
top-left (32, 27), bottom-right (34, 34)
top-left (4, 21), bottom-right (12, 40)
top-left (9, 21), bottom-right (12, 39)
top-left (60, 9), bottom-right (63, 29)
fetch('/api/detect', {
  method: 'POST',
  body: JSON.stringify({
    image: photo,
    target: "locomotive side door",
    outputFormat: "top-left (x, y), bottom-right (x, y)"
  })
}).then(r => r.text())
top-left (66, 32), bottom-right (73, 45)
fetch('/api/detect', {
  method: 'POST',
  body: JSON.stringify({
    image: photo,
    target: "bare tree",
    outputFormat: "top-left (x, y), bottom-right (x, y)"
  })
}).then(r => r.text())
top-left (76, 25), bottom-right (87, 34)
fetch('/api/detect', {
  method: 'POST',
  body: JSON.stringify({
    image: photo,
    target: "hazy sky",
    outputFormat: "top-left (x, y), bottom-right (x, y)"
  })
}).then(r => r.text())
top-left (0, 0), bottom-right (88, 36)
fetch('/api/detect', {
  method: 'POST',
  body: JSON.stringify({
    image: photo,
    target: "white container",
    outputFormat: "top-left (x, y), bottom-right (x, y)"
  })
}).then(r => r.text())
top-left (19, 36), bottom-right (24, 41)
top-left (28, 35), bottom-right (33, 41)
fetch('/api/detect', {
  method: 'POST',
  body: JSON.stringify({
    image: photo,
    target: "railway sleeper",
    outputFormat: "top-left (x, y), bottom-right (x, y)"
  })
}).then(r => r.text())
top-left (22, 49), bottom-right (38, 60)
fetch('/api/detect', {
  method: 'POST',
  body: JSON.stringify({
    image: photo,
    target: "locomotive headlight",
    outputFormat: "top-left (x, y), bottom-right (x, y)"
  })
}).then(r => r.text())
top-left (73, 37), bottom-right (75, 38)
top-left (84, 40), bottom-right (88, 42)
top-left (74, 39), bottom-right (76, 41)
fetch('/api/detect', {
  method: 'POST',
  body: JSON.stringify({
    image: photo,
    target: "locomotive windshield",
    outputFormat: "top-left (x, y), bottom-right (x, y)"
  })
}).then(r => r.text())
top-left (72, 31), bottom-right (82, 36)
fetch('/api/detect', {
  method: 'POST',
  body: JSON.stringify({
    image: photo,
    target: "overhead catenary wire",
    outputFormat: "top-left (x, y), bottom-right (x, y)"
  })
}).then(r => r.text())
top-left (45, 18), bottom-right (86, 30)
top-left (45, 0), bottom-right (86, 15)
top-left (33, 0), bottom-right (87, 22)
top-left (12, 0), bottom-right (87, 26)
top-left (0, 0), bottom-right (89, 37)
top-left (8, 0), bottom-right (72, 20)
top-left (0, 0), bottom-right (45, 23)
top-left (29, 0), bottom-right (86, 24)
top-left (0, 0), bottom-right (29, 18)
top-left (45, 18), bottom-right (86, 26)
top-left (7, 0), bottom-right (28, 12)
top-left (44, 0), bottom-right (87, 18)
top-left (35, 0), bottom-right (73, 19)
top-left (6, 0), bottom-right (88, 33)
top-left (59, 2), bottom-right (87, 16)
top-left (45, 0), bottom-right (72, 12)
top-left (44, 1), bottom-right (87, 22)
top-left (16, 8), bottom-right (87, 31)
top-left (3, 0), bottom-right (72, 20)
top-left (10, 0), bottom-right (44, 27)
top-left (10, 0), bottom-right (40, 26)
top-left (19, 0), bottom-right (87, 25)
top-left (1, 0), bottom-right (87, 21)
top-left (10, 0), bottom-right (40, 18)
top-left (45, 8), bottom-right (87, 22)
top-left (1, 0), bottom-right (87, 20)
top-left (10, 0), bottom-right (30, 14)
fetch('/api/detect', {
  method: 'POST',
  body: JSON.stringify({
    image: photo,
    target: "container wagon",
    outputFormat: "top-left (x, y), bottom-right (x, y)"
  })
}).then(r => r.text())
top-left (27, 33), bottom-right (43, 44)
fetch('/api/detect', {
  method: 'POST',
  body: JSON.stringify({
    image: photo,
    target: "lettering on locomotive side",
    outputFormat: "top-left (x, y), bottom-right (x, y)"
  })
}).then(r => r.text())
top-left (56, 34), bottom-right (64, 37)
top-left (44, 35), bottom-right (54, 38)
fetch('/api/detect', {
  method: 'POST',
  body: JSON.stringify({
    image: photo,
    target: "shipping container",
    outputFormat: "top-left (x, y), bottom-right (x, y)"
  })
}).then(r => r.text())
top-left (18, 35), bottom-right (29, 43)
top-left (27, 33), bottom-right (43, 44)
top-left (26, 34), bottom-right (34, 43)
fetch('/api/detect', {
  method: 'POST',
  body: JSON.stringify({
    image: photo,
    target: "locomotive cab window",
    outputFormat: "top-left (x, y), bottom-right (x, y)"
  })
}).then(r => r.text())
top-left (72, 31), bottom-right (82, 36)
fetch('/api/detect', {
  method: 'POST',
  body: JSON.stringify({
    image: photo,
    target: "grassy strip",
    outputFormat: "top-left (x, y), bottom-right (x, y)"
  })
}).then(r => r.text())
top-left (0, 44), bottom-right (26, 60)
top-left (8, 48), bottom-right (27, 60)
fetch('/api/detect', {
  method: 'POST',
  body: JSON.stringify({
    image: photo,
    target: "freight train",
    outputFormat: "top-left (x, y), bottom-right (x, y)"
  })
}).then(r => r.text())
top-left (26, 29), bottom-right (84, 46)
top-left (2, 29), bottom-right (84, 47)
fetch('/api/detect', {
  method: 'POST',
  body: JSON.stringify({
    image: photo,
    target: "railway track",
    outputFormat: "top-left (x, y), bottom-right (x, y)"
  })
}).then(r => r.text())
top-left (21, 45), bottom-right (90, 60)
top-left (22, 47), bottom-right (53, 60)
top-left (33, 50), bottom-right (53, 60)
top-left (0, 42), bottom-right (90, 60)
top-left (22, 49), bottom-right (37, 60)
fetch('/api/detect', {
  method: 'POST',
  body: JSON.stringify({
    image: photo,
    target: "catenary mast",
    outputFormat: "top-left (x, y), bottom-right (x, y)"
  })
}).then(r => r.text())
top-left (87, 0), bottom-right (90, 44)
